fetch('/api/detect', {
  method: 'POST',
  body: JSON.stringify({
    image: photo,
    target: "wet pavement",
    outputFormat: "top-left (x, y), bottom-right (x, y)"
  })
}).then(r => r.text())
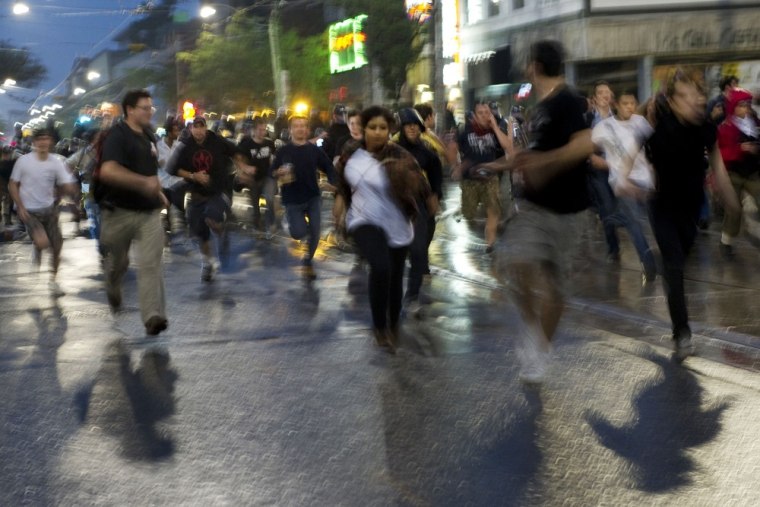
top-left (2, 182), bottom-right (760, 506)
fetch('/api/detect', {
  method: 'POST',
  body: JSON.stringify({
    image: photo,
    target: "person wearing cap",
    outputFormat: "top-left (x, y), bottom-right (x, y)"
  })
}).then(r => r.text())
top-left (167, 115), bottom-right (255, 281)
top-left (8, 127), bottom-right (78, 296)
top-left (270, 114), bottom-right (338, 279)
top-left (98, 89), bottom-right (169, 336)
top-left (394, 107), bottom-right (442, 315)
top-left (717, 87), bottom-right (760, 257)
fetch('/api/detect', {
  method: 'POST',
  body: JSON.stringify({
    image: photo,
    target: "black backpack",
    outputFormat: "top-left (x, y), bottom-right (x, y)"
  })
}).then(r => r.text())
top-left (90, 128), bottom-right (112, 204)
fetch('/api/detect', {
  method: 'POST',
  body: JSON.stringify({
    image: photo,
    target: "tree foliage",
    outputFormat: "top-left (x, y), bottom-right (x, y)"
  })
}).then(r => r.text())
top-left (178, 13), bottom-right (274, 113)
top-left (341, 0), bottom-right (424, 101)
top-left (280, 28), bottom-right (331, 108)
top-left (0, 40), bottom-right (47, 87)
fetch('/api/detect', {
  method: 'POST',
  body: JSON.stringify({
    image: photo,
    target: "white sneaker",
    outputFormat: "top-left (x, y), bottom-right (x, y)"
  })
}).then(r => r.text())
top-left (516, 325), bottom-right (550, 384)
top-left (201, 262), bottom-right (216, 282)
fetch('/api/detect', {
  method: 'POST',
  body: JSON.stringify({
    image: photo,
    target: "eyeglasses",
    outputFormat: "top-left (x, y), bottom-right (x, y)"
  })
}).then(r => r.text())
top-left (134, 105), bottom-right (156, 113)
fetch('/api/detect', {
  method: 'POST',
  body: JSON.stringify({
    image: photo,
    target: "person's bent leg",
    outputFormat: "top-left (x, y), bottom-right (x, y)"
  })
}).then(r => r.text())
top-left (650, 204), bottom-right (690, 337)
top-left (263, 177), bottom-right (277, 231)
top-left (484, 178), bottom-right (502, 249)
top-left (388, 245), bottom-right (408, 333)
top-left (285, 202), bottom-right (308, 241)
top-left (721, 172), bottom-right (744, 251)
top-left (305, 196), bottom-right (322, 262)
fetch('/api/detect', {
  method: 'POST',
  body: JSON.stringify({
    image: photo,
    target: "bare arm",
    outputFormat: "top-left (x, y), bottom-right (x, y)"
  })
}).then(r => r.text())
top-left (8, 180), bottom-right (28, 222)
top-left (512, 129), bottom-right (594, 191)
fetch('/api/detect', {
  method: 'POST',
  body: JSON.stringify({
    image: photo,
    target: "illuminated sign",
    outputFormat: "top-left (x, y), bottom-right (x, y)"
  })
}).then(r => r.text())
top-left (406, 0), bottom-right (433, 23)
top-left (329, 15), bottom-right (368, 74)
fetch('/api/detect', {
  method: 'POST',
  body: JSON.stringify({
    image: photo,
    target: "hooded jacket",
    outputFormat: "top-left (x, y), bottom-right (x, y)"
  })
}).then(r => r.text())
top-left (718, 88), bottom-right (759, 177)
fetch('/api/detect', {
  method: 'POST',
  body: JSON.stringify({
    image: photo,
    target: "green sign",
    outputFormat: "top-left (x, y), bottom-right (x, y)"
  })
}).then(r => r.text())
top-left (329, 15), bottom-right (368, 74)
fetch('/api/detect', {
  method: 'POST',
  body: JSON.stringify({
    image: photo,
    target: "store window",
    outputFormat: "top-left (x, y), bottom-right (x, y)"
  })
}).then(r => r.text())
top-left (466, 0), bottom-right (483, 24)
top-left (489, 0), bottom-right (500, 17)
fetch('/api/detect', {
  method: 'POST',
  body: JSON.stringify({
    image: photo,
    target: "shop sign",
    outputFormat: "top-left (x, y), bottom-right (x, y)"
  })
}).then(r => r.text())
top-left (406, 0), bottom-right (433, 23)
top-left (329, 15), bottom-right (368, 74)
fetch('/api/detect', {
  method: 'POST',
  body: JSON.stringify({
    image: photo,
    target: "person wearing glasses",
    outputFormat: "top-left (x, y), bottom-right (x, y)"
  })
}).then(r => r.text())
top-left (98, 89), bottom-right (169, 336)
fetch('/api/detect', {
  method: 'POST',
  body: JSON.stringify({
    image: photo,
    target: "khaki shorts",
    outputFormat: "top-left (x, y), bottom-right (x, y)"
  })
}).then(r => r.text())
top-left (493, 199), bottom-right (583, 295)
top-left (460, 177), bottom-right (501, 220)
top-left (26, 206), bottom-right (63, 253)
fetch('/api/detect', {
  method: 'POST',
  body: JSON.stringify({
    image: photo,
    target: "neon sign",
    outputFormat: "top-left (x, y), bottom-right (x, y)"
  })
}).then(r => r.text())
top-left (329, 14), bottom-right (368, 74)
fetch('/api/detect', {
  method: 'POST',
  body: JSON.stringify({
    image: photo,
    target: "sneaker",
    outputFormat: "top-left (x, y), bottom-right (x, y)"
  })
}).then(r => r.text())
top-left (48, 281), bottom-right (65, 298)
top-left (201, 262), bottom-right (216, 282)
top-left (641, 262), bottom-right (657, 285)
top-left (674, 334), bottom-right (696, 361)
top-left (145, 315), bottom-right (168, 336)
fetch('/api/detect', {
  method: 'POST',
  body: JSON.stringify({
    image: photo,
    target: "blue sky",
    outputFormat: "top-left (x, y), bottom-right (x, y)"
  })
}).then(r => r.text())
top-left (1, 0), bottom-right (200, 122)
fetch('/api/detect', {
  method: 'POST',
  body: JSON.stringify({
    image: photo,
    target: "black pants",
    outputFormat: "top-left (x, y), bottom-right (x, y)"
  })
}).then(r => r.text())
top-left (648, 200), bottom-right (700, 338)
top-left (352, 225), bottom-right (408, 331)
top-left (406, 207), bottom-right (435, 301)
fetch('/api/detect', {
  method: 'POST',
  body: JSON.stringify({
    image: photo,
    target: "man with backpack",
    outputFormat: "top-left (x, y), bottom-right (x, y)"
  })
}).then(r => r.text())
top-left (96, 89), bottom-right (169, 336)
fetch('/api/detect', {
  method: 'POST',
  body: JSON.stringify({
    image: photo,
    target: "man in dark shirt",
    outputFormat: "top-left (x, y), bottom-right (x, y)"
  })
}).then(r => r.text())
top-left (270, 115), bottom-right (337, 279)
top-left (237, 116), bottom-right (277, 236)
top-left (322, 104), bottom-right (350, 161)
top-left (99, 89), bottom-right (169, 336)
top-left (167, 116), bottom-right (252, 282)
top-left (452, 101), bottom-right (511, 253)
top-left (494, 40), bottom-right (594, 383)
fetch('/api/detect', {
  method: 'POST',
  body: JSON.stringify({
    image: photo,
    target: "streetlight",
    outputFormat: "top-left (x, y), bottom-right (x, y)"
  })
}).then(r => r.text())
top-left (12, 3), bottom-right (29, 15)
top-left (4, 79), bottom-right (16, 87)
top-left (73, 87), bottom-right (86, 96)
top-left (87, 71), bottom-right (101, 81)
top-left (199, 5), bottom-right (217, 18)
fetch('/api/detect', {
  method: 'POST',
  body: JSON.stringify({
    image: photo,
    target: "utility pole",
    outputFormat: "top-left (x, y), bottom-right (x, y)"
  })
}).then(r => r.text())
top-left (432, 0), bottom-right (445, 133)
top-left (268, 0), bottom-right (285, 108)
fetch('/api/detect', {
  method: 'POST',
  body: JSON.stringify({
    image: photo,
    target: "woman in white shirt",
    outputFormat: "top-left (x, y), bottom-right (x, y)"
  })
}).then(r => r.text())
top-left (334, 106), bottom-right (430, 353)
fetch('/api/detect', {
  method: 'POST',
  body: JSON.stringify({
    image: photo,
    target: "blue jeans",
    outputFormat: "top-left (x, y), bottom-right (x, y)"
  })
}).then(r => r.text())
top-left (588, 170), bottom-right (625, 255)
top-left (617, 195), bottom-right (656, 273)
top-left (285, 196), bottom-right (321, 261)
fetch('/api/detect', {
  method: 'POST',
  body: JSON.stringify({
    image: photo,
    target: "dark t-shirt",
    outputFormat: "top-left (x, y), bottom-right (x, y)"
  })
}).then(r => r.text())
top-left (458, 126), bottom-right (505, 180)
top-left (237, 137), bottom-right (276, 182)
top-left (271, 142), bottom-right (337, 205)
top-left (173, 131), bottom-right (237, 198)
top-left (523, 86), bottom-right (590, 213)
top-left (324, 122), bottom-right (350, 160)
top-left (398, 137), bottom-right (444, 201)
top-left (647, 108), bottom-right (715, 213)
top-left (100, 120), bottom-right (161, 210)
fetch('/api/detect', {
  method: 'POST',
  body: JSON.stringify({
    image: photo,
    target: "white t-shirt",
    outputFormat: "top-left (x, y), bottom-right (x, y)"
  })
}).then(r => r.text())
top-left (157, 137), bottom-right (184, 188)
top-left (10, 152), bottom-right (76, 211)
top-left (344, 148), bottom-right (413, 247)
top-left (591, 114), bottom-right (654, 191)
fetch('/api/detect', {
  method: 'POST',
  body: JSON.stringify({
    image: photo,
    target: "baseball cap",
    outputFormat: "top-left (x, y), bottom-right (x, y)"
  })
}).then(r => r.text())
top-left (192, 116), bottom-right (206, 126)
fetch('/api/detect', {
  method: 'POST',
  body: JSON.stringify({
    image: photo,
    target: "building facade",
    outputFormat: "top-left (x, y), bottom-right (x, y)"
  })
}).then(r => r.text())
top-left (460, 0), bottom-right (760, 109)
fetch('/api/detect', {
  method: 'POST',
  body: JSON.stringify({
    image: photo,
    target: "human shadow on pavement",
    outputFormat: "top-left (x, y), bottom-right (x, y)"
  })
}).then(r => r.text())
top-left (380, 359), bottom-right (544, 505)
top-left (76, 339), bottom-right (178, 461)
top-left (0, 301), bottom-right (70, 505)
top-left (584, 351), bottom-right (730, 492)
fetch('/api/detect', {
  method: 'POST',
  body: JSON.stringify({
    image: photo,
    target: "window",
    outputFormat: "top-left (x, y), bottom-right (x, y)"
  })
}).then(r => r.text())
top-left (466, 0), bottom-right (483, 24)
top-left (513, 0), bottom-right (525, 9)
top-left (489, 0), bottom-right (500, 17)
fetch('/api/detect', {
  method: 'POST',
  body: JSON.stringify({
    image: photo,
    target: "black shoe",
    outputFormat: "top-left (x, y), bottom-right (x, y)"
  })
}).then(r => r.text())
top-left (145, 316), bottom-right (168, 336)
top-left (719, 242), bottom-right (734, 258)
